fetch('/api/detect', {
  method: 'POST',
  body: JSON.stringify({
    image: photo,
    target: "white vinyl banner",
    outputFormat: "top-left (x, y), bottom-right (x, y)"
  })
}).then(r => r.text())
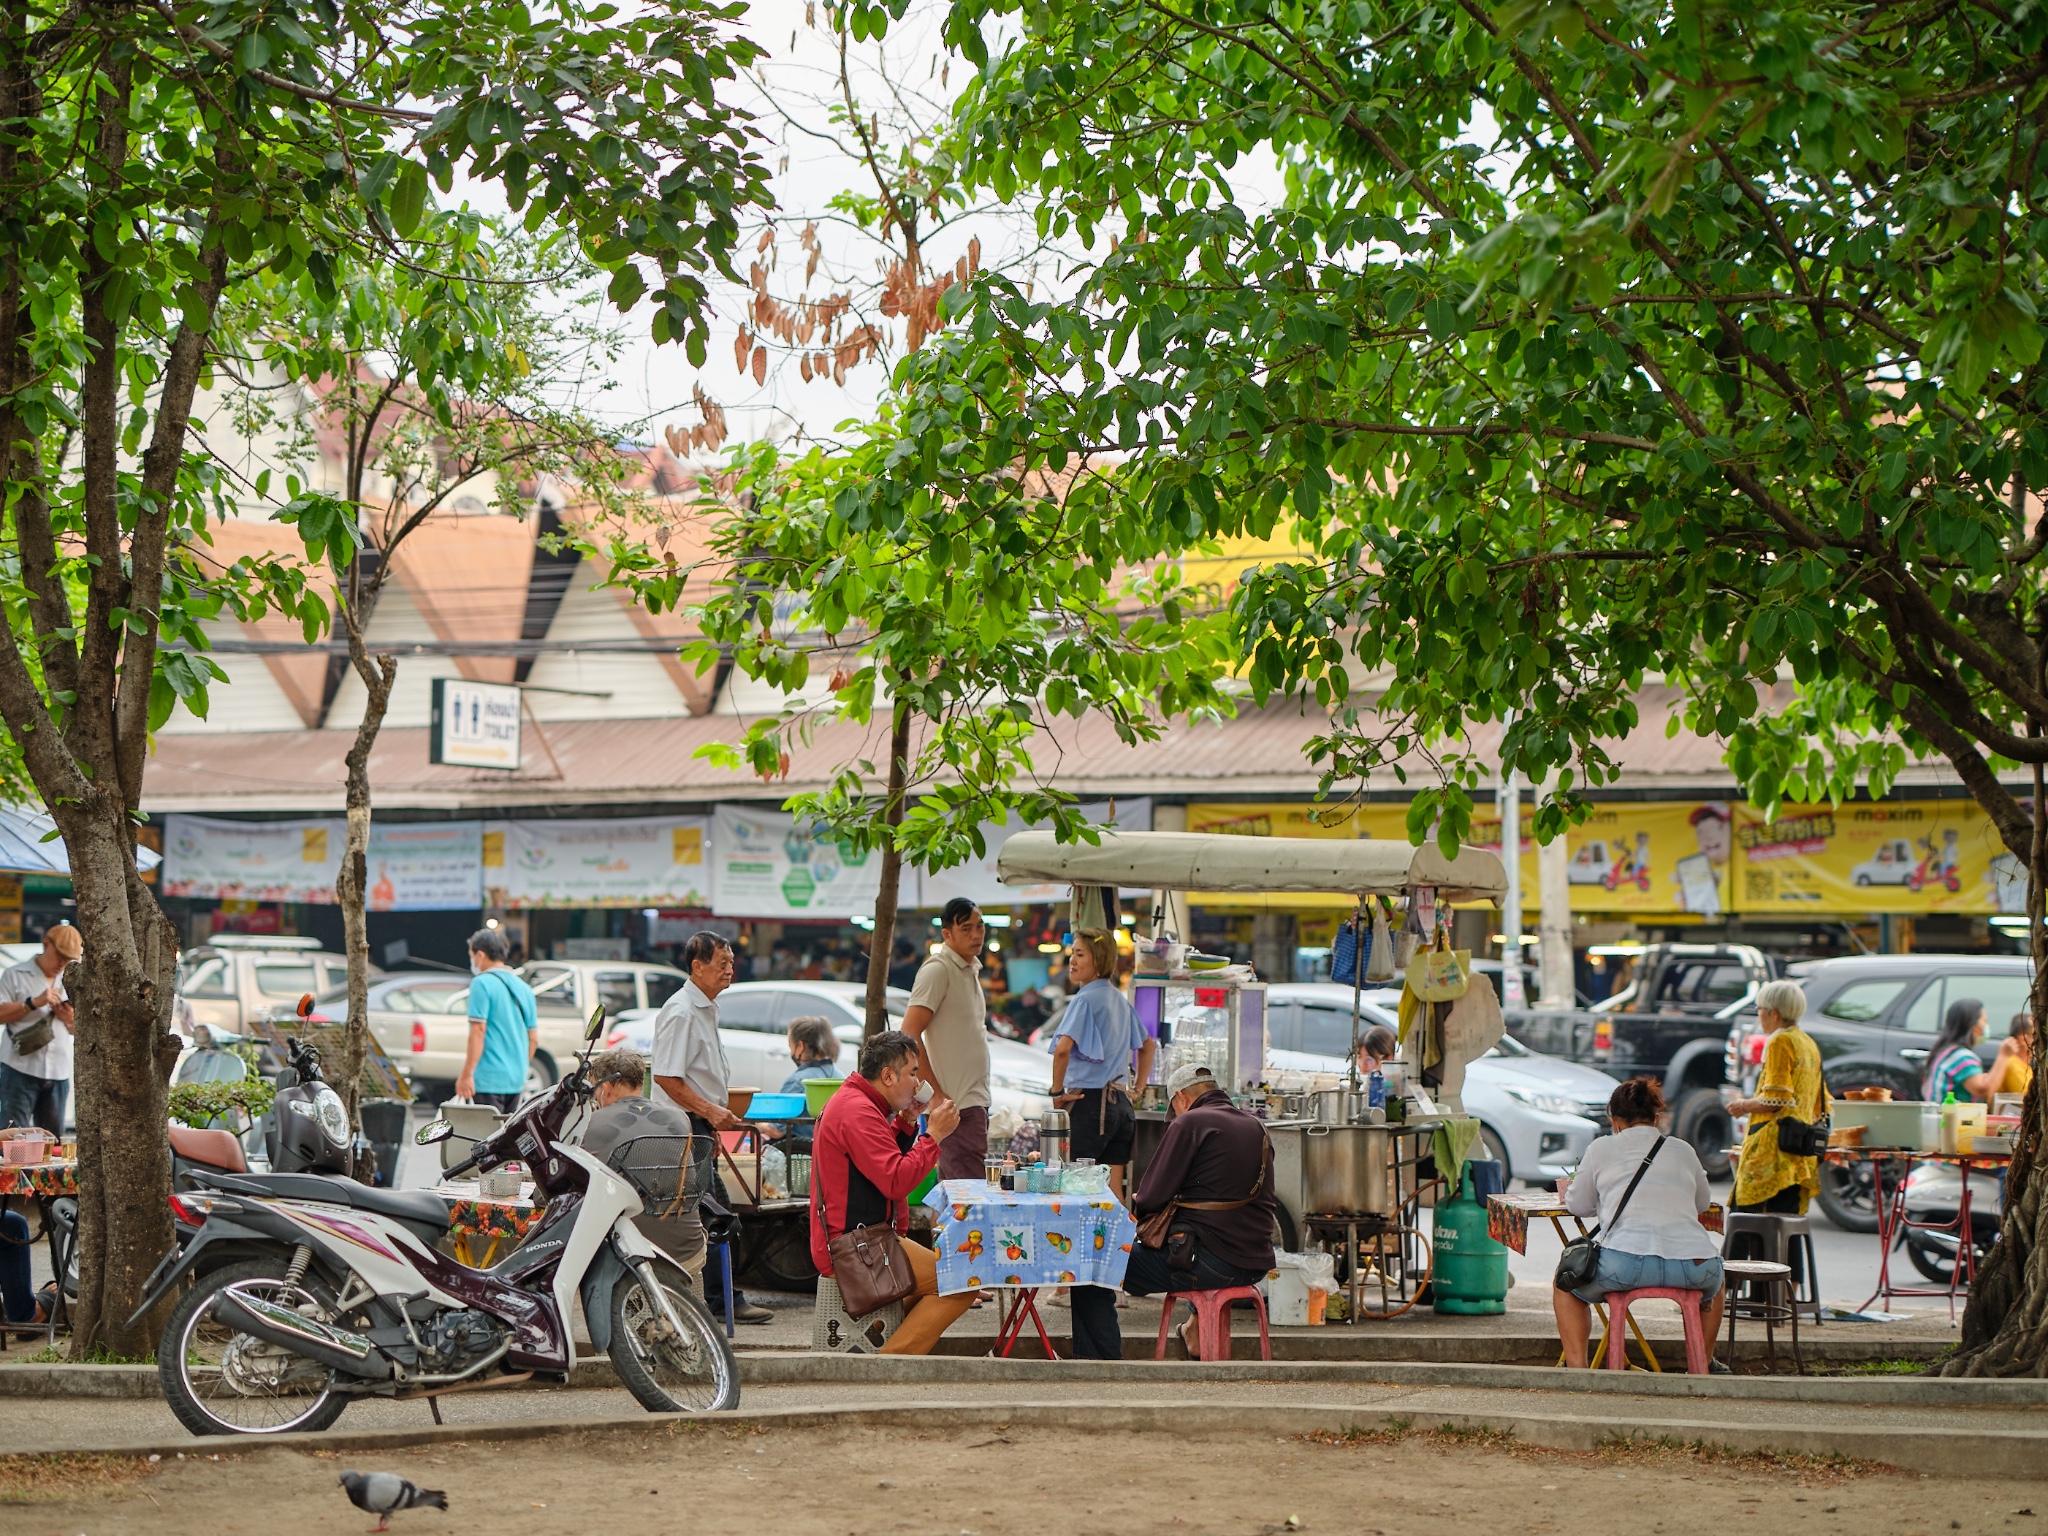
top-left (918, 798), bottom-right (1153, 908)
top-left (163, 815), bottom-right (344, 903)
top-left (364, 822), bottom-right (484, 911)
top-left (710, 805), bottom-right (883, 919)
top-left (164, 815), bottom-right (489, 909)
top-left (484, 816), bottom-right (711, 908)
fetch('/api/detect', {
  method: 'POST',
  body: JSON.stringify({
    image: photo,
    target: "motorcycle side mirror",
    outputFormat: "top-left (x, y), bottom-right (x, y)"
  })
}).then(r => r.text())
top-left (586, 1005), bottom-right (606, 1043)
top-left (415, 1118), bottom-right (456, 1147)
top-left (296, 993), bottom-right (315, 1020)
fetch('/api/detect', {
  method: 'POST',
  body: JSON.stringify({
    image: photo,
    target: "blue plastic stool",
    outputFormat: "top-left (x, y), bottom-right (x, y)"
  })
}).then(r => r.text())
top-left (709, 1240), bottom-right (735, 1339)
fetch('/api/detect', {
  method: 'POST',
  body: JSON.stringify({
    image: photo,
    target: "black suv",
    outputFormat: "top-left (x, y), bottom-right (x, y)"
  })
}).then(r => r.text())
top-left (1721, 953), bottom-right (2031, 1230)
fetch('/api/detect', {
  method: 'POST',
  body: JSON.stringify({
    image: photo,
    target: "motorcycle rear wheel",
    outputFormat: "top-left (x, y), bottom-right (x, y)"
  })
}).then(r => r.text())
top-left (610, 1257), bottom-right (740, 1413)
top-left (159, 1258), bottom-right (348, 1437)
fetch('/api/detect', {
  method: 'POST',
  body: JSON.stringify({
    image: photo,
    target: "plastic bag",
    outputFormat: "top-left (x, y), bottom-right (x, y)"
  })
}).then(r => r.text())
top-left (1060, 1162), bottom-right (1112, 1195)
top-left (1394, 902), bottom-right (1424, 972)
top-left (1364, 902), bottom-right (1396, 982)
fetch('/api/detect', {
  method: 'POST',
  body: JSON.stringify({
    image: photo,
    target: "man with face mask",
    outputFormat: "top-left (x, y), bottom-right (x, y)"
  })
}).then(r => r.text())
top-left (455, 927), bottom-right (537, 1111)
top-left (809, 1028), bottom-right (967, 1355)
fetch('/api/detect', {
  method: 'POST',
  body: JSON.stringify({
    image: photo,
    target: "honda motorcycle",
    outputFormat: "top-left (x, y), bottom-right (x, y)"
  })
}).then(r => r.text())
top-left (131, 1006), bottom-right (738, 1436)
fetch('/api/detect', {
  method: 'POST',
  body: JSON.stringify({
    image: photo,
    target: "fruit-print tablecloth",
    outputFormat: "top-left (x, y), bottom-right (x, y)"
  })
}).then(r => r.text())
top-left (0, 1160), bottom-right (76, 1197)
top-left (922, 1179), bottom-right (1135, 1296)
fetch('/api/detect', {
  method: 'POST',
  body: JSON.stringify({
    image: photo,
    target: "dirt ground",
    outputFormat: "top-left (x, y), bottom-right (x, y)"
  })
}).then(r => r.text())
top-left (3, 1423), bottom-right (2045, 1536)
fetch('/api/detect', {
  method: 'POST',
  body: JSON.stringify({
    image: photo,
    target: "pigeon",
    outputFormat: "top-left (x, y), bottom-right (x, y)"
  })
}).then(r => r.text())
top-left (338, 1470), bottom-right (449, 1532)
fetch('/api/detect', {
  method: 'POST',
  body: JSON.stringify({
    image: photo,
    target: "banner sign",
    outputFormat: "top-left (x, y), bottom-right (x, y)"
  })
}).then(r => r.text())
top-left (1734, 800), bottom-right (2013, 915)
top-left (365, 822), bottom-right (484, 911)
top-left (923, 799), bottom-right (1152, 908)
top-left (710, 805), bottom-right (881, 918)
top-left (163, 815), bottom-right (341, 903)
top-left (484, 817), bottom-right (710, 909)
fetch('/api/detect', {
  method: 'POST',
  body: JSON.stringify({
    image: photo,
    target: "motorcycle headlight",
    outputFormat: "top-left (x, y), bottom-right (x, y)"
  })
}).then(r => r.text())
top-left (312, 1086), bottom-right (350, 1145)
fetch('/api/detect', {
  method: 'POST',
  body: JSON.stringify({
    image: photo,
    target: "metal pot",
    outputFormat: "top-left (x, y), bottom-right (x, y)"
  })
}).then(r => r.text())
top-left (1302, 1123), bottom-right (1392, 1215)
top-left (1312, 1088), bottom-right (1367, 1125)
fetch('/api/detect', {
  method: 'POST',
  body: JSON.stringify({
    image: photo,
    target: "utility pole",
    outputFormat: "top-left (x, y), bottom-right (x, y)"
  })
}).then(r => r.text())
top-left (1499, 734), bottom-right (1526, 1010)
top-left (1536, 773), bottom-right (1575, 1006)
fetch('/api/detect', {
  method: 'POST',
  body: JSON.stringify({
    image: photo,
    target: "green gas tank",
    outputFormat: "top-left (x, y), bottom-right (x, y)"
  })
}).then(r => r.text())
top-left (1431, 1164), bottom-right (1509, 1314)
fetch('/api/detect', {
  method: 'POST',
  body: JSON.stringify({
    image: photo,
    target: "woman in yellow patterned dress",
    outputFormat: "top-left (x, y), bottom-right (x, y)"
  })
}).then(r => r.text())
top-left (1725, 980), bottom-right (1828, 1214)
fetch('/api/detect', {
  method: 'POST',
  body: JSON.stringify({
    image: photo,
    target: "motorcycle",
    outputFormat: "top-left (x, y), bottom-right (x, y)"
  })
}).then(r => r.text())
top-left (129, 1005), bottom-right (738, 1436)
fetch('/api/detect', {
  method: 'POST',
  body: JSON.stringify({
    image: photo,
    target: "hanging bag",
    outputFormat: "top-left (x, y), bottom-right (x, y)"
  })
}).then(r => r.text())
top-left (1330, 915), bottom-right (1361, 987)
top-left (1364, 901), bottom-right (1396, 983)
top-left (1555, 1136), bottom-right (1664, 1292)
top-left (1410, 930), bottom-right (1471, 1002)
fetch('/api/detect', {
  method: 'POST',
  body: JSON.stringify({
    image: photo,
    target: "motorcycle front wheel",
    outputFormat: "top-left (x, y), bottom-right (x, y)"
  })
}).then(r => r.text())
top-left (610, 1256), bottom-right (740, 1413)
top-left (159, 1258), bottom-right (349, 1437)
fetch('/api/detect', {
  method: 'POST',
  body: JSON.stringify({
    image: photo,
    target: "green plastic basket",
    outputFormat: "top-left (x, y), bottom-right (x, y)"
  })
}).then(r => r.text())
top-left (803, 1075), bottom-right (849, 1116)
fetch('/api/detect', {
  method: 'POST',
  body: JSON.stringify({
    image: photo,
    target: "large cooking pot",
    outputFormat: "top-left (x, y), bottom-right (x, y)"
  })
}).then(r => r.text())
top-left (1302, 1123), bottom-right (1392, 1215)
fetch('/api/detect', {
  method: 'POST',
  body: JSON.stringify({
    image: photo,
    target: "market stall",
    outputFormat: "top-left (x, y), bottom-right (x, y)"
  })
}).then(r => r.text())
top-left (996, 828), bottom-right (1511, 1320)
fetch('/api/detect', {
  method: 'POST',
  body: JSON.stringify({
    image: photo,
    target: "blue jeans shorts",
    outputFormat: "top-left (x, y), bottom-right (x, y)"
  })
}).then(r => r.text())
top-left (1565, 1248), bottom-right (1724, 1305)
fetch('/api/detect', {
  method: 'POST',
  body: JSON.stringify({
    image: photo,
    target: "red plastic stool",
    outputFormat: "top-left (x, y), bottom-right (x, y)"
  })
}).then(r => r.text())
top-left (1153, 1286), bottom-right (1272, 1362)
top-left (1600, 1287), bottom-right (1710, 1373)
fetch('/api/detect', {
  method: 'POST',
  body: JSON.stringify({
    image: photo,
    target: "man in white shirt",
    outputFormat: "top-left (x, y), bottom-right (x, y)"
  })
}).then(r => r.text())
top-left (902, 899), bottom-right (992, 1180)
top-left (650, 931), bottom-right (770, 1324)
top-left (0, 923), bottom-right (81, 1136)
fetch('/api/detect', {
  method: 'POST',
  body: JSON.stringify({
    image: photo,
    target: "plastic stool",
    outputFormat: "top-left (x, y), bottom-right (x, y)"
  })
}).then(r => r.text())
top-left (1601, 1287), bottom-right (1710, 1374)
top-left (1154, 1285), bottom-right (1271, 1362)
top-left (1723, 1212), bottom-right (1821, 1322)
top-left (811, 1275), bottom-right (906, 1353)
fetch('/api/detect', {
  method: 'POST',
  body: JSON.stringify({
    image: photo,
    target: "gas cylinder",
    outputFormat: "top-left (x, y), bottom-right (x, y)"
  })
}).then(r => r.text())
top-left (1431, 1164), bottom-right (1509, 1314)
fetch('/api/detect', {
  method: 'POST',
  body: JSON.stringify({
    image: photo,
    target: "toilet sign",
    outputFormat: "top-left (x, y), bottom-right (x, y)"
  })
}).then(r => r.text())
top-left (430, 678), bottom-right (521, 770)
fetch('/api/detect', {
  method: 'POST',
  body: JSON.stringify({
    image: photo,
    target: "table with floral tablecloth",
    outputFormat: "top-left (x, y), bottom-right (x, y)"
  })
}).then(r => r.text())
top-left (0, 1160), bottom-right (75, 1198)
top-left (922, 1179), bottom-right (1136, 1359)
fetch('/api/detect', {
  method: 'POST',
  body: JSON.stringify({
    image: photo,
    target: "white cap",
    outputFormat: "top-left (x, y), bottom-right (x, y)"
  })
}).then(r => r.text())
top-left (1165, 1064), bottom-right (1216, 1099)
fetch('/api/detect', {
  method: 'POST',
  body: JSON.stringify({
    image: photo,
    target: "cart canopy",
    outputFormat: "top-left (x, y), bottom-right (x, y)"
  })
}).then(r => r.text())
top-left (995, 829), bottom-right (1506, 903)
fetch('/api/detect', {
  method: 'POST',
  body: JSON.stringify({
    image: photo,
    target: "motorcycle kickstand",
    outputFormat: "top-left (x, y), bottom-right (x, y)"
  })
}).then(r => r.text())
top-left (429, 1397), bottom-right (444, 1426)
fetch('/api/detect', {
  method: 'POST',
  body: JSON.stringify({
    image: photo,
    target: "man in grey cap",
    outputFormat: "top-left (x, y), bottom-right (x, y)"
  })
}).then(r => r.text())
top-left (1067, 1063), bottom-right (1278, 1361)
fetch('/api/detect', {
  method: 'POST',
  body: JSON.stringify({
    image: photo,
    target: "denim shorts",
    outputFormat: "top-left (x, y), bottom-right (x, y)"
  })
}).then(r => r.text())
top-left (1565, 1248), bottom-right (1724, 1304)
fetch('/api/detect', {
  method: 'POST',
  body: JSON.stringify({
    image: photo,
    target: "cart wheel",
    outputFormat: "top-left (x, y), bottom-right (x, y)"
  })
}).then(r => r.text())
top-left (1343, 1223), bottom-right (1435, 1320)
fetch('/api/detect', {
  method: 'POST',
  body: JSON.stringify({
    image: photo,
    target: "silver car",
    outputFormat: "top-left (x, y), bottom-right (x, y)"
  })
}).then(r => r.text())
top-left (1265, 982), bottom-right (1617, 1185)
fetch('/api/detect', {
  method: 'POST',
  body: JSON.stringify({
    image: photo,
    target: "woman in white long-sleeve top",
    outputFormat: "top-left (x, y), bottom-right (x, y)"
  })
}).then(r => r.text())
top-left (1554, 1076), bottom-right (1726, 1370)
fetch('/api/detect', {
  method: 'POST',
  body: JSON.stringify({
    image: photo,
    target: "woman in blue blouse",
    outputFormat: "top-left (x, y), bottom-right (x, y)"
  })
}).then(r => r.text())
top-left (1924, 997), bottom-right (1992, 1102)
top-left (1049, 928), bottom-right (1155, 1200)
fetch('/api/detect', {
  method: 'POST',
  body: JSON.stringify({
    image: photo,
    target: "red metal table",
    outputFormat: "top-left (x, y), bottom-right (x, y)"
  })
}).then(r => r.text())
top-left (1821, 1147), bottom-right (2009, 1318)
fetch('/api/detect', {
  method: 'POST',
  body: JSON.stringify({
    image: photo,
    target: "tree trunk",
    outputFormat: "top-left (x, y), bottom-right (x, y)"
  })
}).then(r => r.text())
top-left (1945, 676), bottom-right (2048, 1373)
top-left (334, 607), bottom-right (397, 1155)
top-left (64, 826), bottom-right (182, 1359)
top-left (862, 699), bottom-right (913, 1038)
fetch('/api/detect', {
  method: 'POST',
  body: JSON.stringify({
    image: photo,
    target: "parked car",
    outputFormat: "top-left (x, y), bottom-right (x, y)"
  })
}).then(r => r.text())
top-left (514, 958), bottom-right (690, 1087)
top-left (1263, 982), bottom-right (1617, 1186)
top-left (1721, 952), bottom-right (2032, 1231)
top-left (1508, 941), bottom-right (1780, 1176)
top-left (301, 973), bottom-right (474, 1093)
top-left (176, 936), bottom-right (377, 1033)
top-left (603, 978), bottom-right (1056, 1119)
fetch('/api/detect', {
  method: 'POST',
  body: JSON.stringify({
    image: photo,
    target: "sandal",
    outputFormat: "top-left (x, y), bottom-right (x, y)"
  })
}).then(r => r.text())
top-left (1178, 1317), bottom-right (1201, 1361)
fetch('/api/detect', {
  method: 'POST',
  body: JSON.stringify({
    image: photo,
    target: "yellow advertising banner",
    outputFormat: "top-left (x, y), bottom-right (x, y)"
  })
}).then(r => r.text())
top-left (1734, 801), bottom-right (2017, 915)
top-left (1184, 798), bottom-right (2011, 915)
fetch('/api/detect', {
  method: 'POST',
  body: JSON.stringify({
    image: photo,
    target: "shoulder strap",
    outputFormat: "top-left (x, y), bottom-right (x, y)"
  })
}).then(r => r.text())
top-left (1174, 1131), bottom-right (1271, 1213)
top-left (1595, 1134), bottom-right (1664, 1236)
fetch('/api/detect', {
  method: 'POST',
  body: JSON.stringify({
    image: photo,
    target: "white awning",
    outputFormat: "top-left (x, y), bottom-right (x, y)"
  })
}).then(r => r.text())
top-left (995, 830), bottom-right (1506, 903)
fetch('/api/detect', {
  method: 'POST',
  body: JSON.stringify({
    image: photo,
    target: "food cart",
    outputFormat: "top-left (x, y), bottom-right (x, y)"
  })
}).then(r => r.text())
top-left (995, 829), bottom-right (1510, 1316)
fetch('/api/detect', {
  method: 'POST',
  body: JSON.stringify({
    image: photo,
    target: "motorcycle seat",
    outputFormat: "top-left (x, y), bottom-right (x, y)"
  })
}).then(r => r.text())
top-left (203, 1173), bottom-right (453, 1236)
top-left (168, 1124), bottom-right (247, 1173)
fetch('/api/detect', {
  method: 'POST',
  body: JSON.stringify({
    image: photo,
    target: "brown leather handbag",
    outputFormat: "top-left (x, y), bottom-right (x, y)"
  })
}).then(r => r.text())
top-left (826, 1223), bottom-right (916, 1317)
top-left (1137, 1137), bottom-right (1270, 1249)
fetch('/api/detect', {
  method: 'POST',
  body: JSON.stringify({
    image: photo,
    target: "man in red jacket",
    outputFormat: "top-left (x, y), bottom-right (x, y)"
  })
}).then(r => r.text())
top-left (810, 1028), bottom-right (970, 1354)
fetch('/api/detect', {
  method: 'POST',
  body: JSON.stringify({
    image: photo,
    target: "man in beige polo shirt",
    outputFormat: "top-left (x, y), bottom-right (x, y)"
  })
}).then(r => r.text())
top-left (902, 898), bottom-right (991, 1180)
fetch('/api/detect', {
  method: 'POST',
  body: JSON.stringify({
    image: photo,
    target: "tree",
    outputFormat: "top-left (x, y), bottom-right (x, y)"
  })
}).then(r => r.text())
top-left (910, 0), bottom-right (2048, 1370)
top-left (611, 429), bottom-right (1236, 1033)
top-left (0, 0), bottom-right (765, 1356)
top-left (225, 217), bottom-right (643, 1134)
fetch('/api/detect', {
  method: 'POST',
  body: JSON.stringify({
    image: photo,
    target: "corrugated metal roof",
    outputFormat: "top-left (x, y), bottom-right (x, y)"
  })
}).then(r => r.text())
top-left (141, 685), bottom-right (1989, 815)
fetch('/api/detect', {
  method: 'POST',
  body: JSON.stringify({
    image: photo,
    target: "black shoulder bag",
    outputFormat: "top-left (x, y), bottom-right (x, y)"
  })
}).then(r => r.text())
top-left (1555, 1135), bottom-right (1663, 1292)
